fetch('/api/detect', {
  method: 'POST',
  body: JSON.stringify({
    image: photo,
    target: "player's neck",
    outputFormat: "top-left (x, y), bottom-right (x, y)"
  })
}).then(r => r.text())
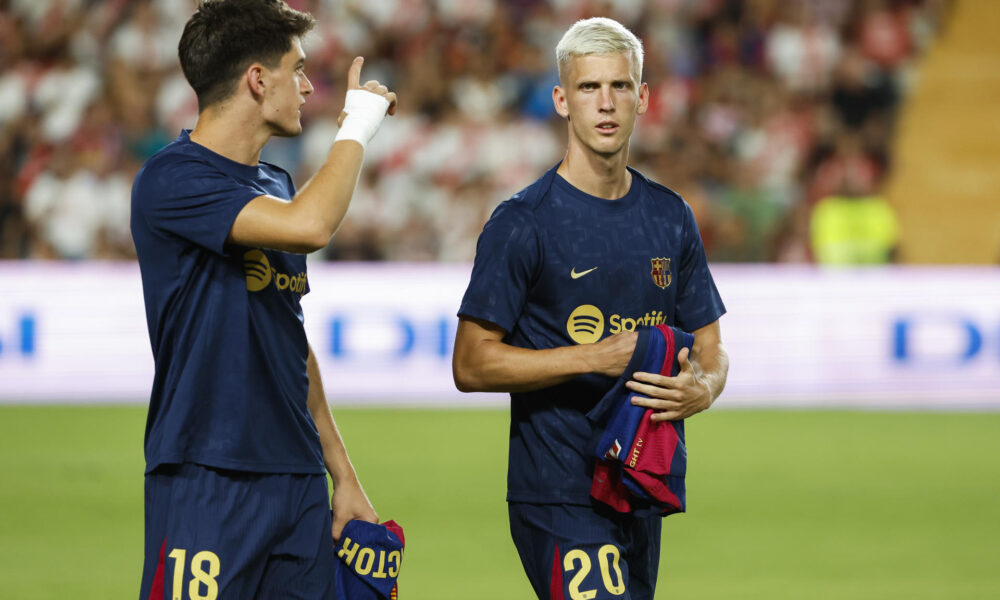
top-left (189, 105), bottom-right (270, 166)
top-left (557, 144), bottom-right (632, 200)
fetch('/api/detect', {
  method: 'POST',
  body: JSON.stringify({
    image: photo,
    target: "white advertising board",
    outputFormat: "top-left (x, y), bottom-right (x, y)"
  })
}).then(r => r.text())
top-left (0, 262), bottom-right (998, 408)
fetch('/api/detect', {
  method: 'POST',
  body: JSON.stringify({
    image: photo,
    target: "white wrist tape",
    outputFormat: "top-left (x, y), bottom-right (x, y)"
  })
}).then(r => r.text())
top-left (334, 89), bottom-right (390, 150)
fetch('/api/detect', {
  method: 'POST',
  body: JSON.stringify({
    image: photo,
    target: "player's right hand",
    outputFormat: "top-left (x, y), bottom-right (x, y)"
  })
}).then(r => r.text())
top-left (331, 477), bottom-right (378, 543)
top-left (337, 56), bottom-right (397, 128)
top-left (587, 331), bottom-right (638, 377)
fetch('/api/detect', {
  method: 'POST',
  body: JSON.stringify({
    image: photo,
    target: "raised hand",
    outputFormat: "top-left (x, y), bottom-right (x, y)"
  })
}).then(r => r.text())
top-left (338, 56), bottom-right (397, 127)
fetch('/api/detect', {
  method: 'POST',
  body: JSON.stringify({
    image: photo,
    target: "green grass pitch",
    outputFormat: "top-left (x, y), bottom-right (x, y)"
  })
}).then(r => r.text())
top-left (1, 405), bottom-right (999, 599)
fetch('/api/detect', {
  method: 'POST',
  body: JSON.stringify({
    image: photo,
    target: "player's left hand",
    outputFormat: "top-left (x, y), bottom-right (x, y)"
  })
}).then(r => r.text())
top-left (331, 478), bottom-right (378, 542)
top-left (336, 56), bottom-right (397, 128)
top-left (626, 347), bottom-right (712, 422)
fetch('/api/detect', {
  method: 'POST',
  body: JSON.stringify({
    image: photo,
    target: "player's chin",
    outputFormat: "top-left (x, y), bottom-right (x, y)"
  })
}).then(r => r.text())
top-left (589, 138), bottom-right (627, 157)
top-left (271, 120), bottom-right (304, 138)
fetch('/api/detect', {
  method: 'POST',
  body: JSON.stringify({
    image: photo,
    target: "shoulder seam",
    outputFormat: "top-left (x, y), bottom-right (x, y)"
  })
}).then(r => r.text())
top-left (631, 168), bottom-right (684, 202)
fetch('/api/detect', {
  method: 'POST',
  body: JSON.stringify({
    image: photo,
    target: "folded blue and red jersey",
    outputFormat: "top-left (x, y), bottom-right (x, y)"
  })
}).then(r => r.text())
top-left (587, 325), bottom-right (694, 516)
top-left (334, 520), bottom-right (405, 599)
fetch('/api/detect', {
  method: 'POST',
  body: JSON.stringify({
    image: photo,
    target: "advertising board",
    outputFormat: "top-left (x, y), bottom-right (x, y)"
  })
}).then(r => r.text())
top-left (1, 262), bottom-right (997, 408)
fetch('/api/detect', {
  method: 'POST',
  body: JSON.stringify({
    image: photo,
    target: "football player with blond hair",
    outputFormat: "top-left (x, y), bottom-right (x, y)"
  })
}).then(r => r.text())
top-left (453, 17), bottom-right (729, 599)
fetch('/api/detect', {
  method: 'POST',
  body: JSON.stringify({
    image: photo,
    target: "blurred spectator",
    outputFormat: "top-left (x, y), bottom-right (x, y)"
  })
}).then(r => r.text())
top-left (107, 1), bottom-right (179, 73)
top-left (765, 1), bottom-right (843, 94)
top-left (23, 145), bottom-right (105, 259)
top-left (857, 0), bottom-right (913, 69)
top-left (831, 45), bottom-right (898, 130)
top-left (809, 190), bottom-right (900, 264)
top-left (0, 0), bottom-right (949, 263)
top-left (807, 129), bottom-right (883, 204)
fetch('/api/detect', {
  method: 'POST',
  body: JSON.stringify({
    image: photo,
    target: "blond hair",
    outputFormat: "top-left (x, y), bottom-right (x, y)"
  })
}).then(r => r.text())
top-left (555, 17), bottom-right (644, 84)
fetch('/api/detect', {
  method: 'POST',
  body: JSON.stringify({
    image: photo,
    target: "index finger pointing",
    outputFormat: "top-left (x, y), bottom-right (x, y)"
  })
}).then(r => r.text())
top-left (347, 56), bottom-right (364, 89)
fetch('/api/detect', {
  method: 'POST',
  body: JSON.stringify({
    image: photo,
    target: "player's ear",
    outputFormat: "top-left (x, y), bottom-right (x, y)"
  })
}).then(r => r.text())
top-left (636, 82), bottom-right (649, 116)
top-left (247, 63), bottom-right (267, 98)
top-left (552, 85), bottom-right (569, 119)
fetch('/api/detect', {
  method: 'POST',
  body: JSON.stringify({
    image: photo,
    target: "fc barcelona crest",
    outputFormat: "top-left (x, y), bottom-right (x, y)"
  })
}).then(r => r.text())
top-left (650, 257), bottom-right (671, 289)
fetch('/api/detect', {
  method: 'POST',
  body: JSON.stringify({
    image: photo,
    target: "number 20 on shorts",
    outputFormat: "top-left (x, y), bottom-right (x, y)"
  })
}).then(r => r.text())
top-left (563, 544), bottom-right (626, 599)
top-left (167, 548), bottom-right (221, 600)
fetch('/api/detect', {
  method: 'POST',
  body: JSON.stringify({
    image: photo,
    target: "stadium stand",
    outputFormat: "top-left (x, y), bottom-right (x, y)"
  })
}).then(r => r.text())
top-left (0, 0), bottom-right (954, 263)
top-left (884, 0), bottom-right (1000, 263)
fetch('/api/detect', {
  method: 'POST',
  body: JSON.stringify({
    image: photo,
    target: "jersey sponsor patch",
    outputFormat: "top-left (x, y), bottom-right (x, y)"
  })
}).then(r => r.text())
top-left (566, 305), bottom-right (672, 342)
top-left (244, 249), bottom-right (307, 295)
top-left (566, 305), bottom-right (605, 344)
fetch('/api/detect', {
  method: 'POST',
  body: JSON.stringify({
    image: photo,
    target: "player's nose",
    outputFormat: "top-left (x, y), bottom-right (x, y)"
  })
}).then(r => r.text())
top-left (599, 86), bottom-right (614, 111)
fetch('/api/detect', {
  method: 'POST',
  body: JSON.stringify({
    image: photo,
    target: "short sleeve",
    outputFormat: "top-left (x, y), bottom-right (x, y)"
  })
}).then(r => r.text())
top-left (674, 202), bottom-right (726, 331)
top-left (458, 201), bottom-right (540, 333)
top-left (133, 157), bottom-right (262, 256)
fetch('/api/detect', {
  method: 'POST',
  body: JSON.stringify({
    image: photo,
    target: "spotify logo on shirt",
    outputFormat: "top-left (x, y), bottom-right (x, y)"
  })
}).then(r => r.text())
top-left (243, 249), bottom-right (307, 295)
top-left (567, 305), bottom-right (605, 344)
top-left (244, 250), bottom-right (273, 292)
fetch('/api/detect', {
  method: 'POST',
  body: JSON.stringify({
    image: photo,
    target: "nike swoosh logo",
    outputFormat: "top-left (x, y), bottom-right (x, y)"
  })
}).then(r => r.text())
top-left (570, 267), bottom-right (598, 279)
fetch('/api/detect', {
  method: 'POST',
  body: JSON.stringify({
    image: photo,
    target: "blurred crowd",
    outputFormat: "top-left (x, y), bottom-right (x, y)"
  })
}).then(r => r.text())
top-left (0, 0), bottom-right (950, 262)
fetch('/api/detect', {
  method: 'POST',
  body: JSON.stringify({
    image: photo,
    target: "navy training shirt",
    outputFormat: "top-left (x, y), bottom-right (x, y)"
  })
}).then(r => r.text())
top-left (131, 130), bottom-right (323, 475)
top-left (459, 163), bottom-right (726, 504)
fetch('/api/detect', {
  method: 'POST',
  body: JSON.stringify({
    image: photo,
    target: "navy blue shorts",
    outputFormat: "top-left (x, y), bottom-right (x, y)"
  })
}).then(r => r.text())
top-left (139, 463), bottom-right (335, 599)
top-left (508, 502), bottom-right (662, 600)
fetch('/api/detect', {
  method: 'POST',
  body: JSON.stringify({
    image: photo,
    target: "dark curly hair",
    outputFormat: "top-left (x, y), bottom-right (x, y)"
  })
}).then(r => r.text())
top-left (178, 0), bottom-right (315, 111)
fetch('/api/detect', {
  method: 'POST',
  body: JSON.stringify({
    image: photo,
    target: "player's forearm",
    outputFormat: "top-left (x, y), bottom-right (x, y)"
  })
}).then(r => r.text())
top-left (311, 401), bottom-right (360, 486)
top-left (227, 141), bottom-right (367, 253)
top-left (454, 339), bottom-right (596, 393)
top-left (306, 345), bottom-right (361, 485)
top-left (290, 140), bottom-right (366, 249)
top-left (692, 339), bottom-right (729, 404)
top-left (290, 61), bottom-right (392, 251)
top-left (683, 319), bottom-right (729, 405)
top-left (453, 318), bottom-right (636, 393)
